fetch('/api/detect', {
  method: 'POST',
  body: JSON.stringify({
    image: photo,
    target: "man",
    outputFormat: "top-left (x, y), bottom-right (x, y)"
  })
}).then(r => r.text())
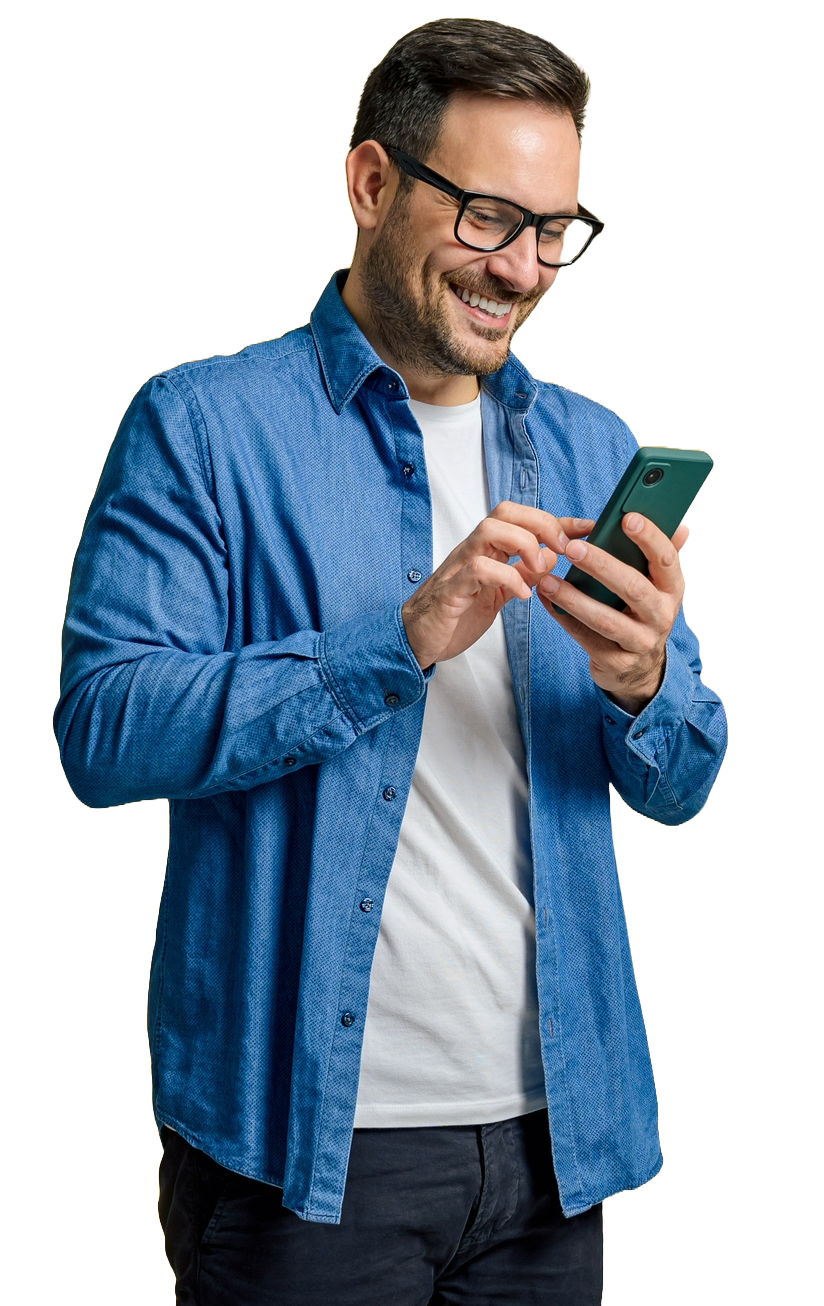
top-left (55, 18), bottom-right (727, 1305)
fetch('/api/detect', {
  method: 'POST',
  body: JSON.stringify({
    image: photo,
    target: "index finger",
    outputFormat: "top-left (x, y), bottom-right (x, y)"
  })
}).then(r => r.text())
top-left (491, 501), bottom-right (594, 553)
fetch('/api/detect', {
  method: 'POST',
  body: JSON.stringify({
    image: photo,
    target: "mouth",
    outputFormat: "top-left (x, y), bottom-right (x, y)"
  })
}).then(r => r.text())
top-left (449, 281), bottom-right (514, 328)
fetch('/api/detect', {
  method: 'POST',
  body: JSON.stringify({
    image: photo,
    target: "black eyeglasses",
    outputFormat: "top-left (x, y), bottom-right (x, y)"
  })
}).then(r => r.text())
top-left (386, 146), bottom-right (604, 268)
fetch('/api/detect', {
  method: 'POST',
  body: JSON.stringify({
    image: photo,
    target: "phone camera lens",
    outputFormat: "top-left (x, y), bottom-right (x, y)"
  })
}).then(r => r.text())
top-left (643, 468), bottom-right (664, 486)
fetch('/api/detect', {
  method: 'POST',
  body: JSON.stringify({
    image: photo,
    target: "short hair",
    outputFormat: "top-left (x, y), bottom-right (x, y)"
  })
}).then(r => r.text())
top-left (350, 18), bottom-right (590, 183)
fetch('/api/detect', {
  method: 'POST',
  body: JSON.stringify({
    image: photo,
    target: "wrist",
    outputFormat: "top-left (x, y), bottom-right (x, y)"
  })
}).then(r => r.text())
top-left (608, 688), bottom-right (655, 716)
top-left (606, 651), bottom-right (666, 716)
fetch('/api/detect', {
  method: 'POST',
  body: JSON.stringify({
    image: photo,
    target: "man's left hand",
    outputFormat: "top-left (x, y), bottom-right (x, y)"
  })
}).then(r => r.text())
top-left (534, 512), bottom-right (689, 715)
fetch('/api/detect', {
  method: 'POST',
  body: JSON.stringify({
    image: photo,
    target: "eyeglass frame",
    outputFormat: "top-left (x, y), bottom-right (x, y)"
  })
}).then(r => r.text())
top-left (385, 146), bottom-right (604, 268)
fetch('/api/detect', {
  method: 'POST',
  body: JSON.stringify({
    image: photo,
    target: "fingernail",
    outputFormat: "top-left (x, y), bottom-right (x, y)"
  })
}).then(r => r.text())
top-left (558, 531), bottom-right (569, 549)
top-left (574, 519), bottom-right (593, 531)
top-left (566, 539), bottom-right (587, 561)
top-left (625, 513), bottom-right (643, 533)
top-left (541, 575), bottom-right (560, 595)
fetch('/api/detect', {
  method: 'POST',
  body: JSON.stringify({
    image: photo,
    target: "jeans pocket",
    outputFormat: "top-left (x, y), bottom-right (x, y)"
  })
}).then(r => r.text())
top-left (195, 1152), bottom-right (234, 1251)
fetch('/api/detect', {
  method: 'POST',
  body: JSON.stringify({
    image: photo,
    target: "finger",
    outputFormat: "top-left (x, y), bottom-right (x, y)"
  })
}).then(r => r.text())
top-left (447, 555), bottom-right (532, 603)
top-left (490, 502), bottom-right (587, 555)
top-left (564, 515), bottom-right (687, 618)
top-left (561, 535), bottom-right (663, 626)
top-left (459, 517), bottom-right (558, 576)
top-left (536, 574), bottom-right (656, 653)
top-left (559, 516), bottom-right (595, 538)
top-left (513, 555), bottom-right (552, 588)
top-left (621, 514), bottom-right (685, 596)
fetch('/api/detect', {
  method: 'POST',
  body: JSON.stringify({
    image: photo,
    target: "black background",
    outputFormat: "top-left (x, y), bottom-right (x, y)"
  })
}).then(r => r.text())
top-left (54, 15), bottom-right (731, 1300)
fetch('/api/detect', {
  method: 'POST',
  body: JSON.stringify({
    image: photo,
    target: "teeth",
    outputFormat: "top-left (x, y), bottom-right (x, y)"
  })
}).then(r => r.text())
top-left (453, 285), bottom-right (513, 317)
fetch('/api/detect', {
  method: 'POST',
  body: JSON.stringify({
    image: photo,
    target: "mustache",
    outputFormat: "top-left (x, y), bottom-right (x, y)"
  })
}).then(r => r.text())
top-left (443, 270), bottom-right (540, 306)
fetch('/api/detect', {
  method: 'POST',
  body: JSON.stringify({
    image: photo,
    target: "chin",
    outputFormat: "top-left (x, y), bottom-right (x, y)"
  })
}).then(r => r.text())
top-left (454, 328), bottom-right (512, 375)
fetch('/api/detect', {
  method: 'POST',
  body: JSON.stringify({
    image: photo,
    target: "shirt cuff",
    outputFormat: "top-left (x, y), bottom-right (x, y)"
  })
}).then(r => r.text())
top-left (320, 603), bottom-right (430, 732)
top-left (593, 639), bottom-right (696, 763)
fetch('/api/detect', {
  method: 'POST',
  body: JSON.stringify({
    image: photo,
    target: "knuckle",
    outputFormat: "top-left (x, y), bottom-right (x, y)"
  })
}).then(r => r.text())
top-left (598, 612), bottom-right (620, 639)
top-left (492, 500), bottom-right (515, 520)
top-left (625, 574), bottom-right (648, 604)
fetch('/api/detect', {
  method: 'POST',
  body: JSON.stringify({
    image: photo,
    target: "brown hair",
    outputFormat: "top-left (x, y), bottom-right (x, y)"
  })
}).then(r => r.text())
top-left (350, 18), bottom-right (590, 183)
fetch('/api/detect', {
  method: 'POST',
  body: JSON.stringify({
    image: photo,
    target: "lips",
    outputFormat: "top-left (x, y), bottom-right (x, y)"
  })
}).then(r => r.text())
top-left (449, 282), bottom-right (513, 324)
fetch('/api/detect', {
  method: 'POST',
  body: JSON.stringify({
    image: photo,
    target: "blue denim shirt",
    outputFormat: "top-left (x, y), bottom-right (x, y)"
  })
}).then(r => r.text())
top-left (55, 271), bottom-right (726, 1223)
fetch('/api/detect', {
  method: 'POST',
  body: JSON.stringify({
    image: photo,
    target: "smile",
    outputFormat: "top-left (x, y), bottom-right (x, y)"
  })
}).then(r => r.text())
top-left (450, 282), bottom-right (513, 324)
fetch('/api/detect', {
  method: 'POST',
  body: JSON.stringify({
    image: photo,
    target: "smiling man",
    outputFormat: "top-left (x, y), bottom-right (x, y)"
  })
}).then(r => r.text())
top-left (344, 98), bottom-right (584, 397)
top-left (55, 18), bottom-right (727, 1306)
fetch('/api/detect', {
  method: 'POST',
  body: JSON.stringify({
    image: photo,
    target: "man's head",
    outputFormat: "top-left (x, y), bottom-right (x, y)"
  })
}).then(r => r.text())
top-left (343, 20), bottom-right (591, 386)
top-left (350, 19), bottom-right (589, 171)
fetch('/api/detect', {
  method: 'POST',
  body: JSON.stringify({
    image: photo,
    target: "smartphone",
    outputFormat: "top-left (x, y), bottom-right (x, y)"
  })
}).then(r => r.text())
top-left (557, 446), bottom-right (713, 613)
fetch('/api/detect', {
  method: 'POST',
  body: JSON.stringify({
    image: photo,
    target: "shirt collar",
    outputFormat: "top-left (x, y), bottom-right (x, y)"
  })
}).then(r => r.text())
top-left (309, 270), bottom-right (539, 415)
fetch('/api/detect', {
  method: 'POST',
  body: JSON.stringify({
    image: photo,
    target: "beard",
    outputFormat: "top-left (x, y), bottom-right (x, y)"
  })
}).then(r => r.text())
top-left (360, 193), bottom-right (543, 378)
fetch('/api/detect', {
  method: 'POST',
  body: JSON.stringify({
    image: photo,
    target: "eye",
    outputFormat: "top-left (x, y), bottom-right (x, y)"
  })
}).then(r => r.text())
top-left (538, 220), bottom-right (569, 245)
top-left (536, 218), bottom-right (592, 265)
top-left (464, 203), bottom-right (511, 233)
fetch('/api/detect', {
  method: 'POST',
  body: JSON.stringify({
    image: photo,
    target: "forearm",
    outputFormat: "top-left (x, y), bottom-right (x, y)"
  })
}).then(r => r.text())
top-left (55, 606), bottom-right (427, 807)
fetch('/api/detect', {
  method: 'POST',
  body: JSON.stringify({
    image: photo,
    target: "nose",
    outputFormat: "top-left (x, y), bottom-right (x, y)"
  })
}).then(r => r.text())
top-left (483, 225), bottom-right (543, 295)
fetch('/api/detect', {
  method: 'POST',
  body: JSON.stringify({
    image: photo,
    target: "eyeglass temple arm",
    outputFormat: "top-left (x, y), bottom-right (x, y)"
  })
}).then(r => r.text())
top-left (385, 147), bottom-right (465, 201)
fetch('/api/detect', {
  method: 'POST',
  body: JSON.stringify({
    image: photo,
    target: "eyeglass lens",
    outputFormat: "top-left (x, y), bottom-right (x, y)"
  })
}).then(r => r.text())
top-left (458, 198), bottom-right (592, 266)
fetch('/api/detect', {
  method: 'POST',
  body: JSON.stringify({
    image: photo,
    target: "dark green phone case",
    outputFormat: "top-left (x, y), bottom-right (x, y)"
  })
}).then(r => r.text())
top-left (559, 446), bottom-right (713, 612)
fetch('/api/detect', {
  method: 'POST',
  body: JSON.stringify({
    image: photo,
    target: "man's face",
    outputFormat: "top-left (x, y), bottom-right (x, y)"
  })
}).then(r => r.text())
top-left (360, 94), bottom-right (581, 377)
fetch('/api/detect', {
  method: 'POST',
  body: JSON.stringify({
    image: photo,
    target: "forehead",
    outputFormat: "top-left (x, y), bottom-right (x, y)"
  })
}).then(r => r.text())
top-left (429, 93), bottom-right (580, 212)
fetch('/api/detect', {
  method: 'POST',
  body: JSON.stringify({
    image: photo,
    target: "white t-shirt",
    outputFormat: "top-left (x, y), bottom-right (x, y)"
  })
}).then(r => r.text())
top-left (354, 394), bottom-right (546, 1128)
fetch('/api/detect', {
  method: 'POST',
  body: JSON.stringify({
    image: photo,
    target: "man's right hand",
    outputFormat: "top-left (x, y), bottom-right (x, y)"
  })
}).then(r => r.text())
top-left (401, 502), bottom-right (594, 669)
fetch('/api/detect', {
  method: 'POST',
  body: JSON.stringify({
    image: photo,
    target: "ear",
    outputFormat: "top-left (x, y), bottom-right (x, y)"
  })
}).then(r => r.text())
top-left (345, 141), bottom-right (398, 234)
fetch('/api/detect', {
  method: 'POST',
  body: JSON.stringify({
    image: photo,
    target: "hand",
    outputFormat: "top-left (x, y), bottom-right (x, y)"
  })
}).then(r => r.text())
top-left (537, 513), bottom-right (689, 714)
top-left (402, 503), bottom-right (594, 669)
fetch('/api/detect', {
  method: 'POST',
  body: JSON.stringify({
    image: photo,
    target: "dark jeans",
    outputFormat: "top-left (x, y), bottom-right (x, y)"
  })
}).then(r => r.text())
top-left (159, 1109), bottom-right (603, 1305)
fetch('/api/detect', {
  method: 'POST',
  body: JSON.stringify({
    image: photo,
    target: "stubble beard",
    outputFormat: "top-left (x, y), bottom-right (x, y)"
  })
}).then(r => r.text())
top-left (360, 194), bottom-right (543, 379)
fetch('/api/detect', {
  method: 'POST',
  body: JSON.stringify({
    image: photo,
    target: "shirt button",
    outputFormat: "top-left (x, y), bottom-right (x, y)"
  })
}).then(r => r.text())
top-left (402, 463), bottom-right (415, 477)
top-left (407, 569), bottom-right (422, 583)
top-left (384, 692), bottom-right (400, 707)
top-left (382, 786), bottom-right (396, 801)
top-left (605, 715), bottom-right (616, 725)
top-left (387, 379), bottom-right (399, 392)
top-left (341, 1011), bottom-right (356, 1027)
top-left (283, 756), bottom-right (297, 766)
top-left (632, 728), bottom-right (647, 739)
top-left (359, 898), bottom-right (373, 912)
